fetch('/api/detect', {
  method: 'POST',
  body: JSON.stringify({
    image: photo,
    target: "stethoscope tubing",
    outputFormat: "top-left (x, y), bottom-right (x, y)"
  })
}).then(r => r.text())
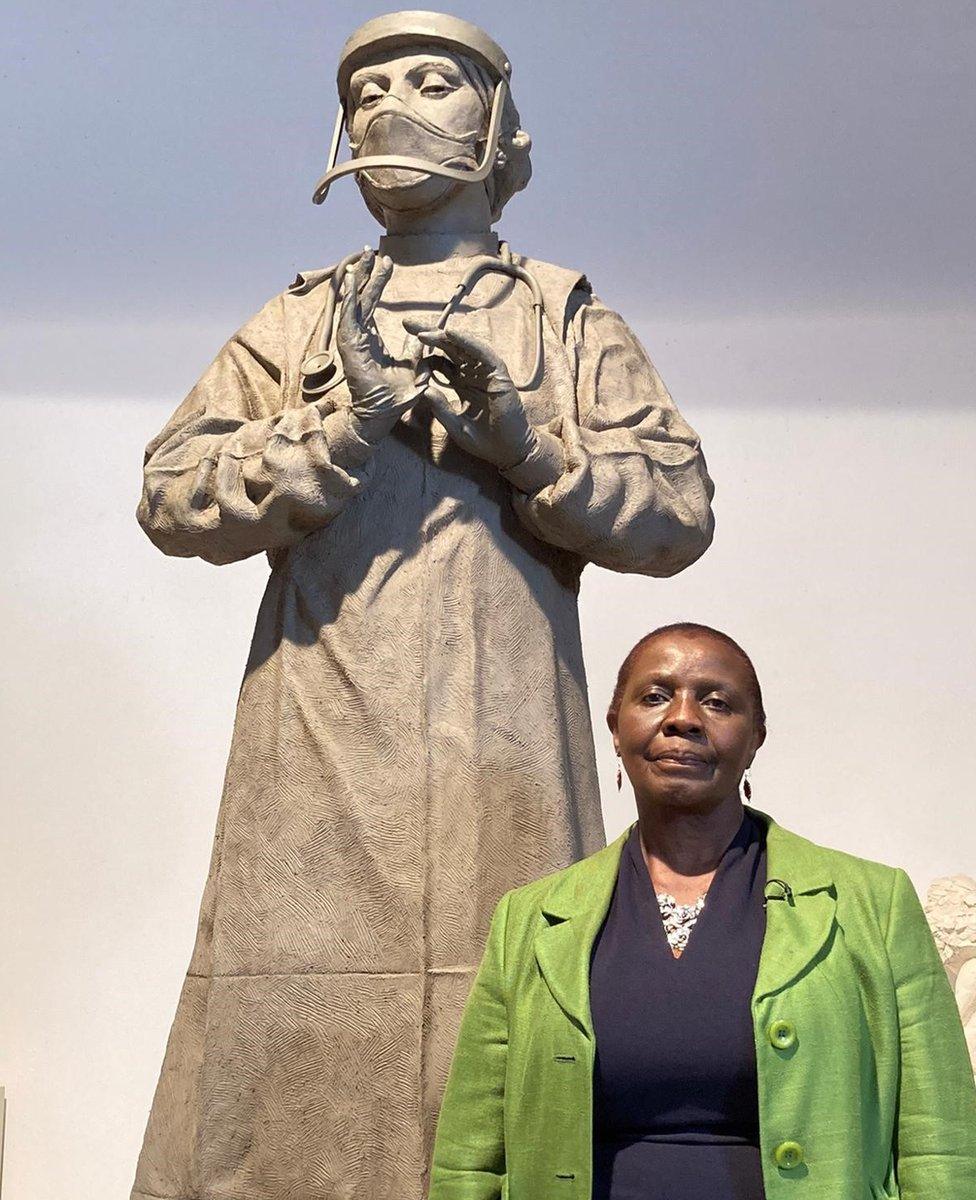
top-left (299, 241), bottom-right (546, 399)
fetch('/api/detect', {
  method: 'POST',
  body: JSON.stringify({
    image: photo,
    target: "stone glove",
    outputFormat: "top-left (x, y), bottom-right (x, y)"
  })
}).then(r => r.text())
top-left (405, 322), bottom-right (542, 469)
top-left (336, 249), bottom-right (424, 444)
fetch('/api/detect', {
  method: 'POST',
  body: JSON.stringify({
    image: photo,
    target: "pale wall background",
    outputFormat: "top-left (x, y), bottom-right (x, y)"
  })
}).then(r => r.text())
top-left (2, 1), bottom-right (974, 1197)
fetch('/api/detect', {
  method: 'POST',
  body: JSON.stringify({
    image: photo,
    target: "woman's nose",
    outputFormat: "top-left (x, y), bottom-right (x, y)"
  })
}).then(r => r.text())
top-left (662, 696), bottom-right (703, 734)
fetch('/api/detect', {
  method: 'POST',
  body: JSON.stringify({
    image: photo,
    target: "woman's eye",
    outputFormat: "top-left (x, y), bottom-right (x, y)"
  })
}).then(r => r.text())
top-left (703, 697), bottom-right (731, 712)
top-left (641, 691), bottom-right (668, 705)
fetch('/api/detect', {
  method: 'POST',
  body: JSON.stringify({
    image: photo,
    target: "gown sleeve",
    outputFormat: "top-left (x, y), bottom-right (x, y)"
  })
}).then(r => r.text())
top-left (885, 868), bottom-right (976, 1197)
top-left (502, 293), bottom-right (715, 577)
top-left (137, 293), bottom-right (374, 566)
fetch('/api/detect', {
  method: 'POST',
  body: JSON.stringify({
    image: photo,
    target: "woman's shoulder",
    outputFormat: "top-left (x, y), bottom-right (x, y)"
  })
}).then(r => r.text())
top-left (494, 813), bottom-right (918, 932)
top-left (496, 830), bottom-right (631, 927)
top-left (760, 811), bottom-right (913, 936)
top-left (764, 814), bottom-right (901, 885)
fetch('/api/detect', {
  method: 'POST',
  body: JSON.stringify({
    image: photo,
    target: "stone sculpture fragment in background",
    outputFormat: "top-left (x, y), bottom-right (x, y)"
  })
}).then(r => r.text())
top-left (925, 874), bottom-right (976, 1071)
top-left (130, 12), bottom-right (715, 1200)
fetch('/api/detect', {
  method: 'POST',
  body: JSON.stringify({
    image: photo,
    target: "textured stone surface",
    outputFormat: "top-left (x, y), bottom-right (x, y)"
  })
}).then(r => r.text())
top-left (132, 254), bottom-right (712, 1199)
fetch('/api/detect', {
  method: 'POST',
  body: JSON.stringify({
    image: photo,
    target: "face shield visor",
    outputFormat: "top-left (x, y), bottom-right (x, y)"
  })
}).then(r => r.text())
top-left (311, 10), bottom-right (512, 206)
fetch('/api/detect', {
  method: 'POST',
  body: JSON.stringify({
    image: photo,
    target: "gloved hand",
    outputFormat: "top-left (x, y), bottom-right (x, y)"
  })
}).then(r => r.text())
top-left (405, 321), bottom-right (540, 471)
top-left (337, 248), bottom-right (424, 444)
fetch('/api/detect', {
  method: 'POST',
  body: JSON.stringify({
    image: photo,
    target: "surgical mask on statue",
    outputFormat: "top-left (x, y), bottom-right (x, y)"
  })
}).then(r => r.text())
top-left (349, 96), bottom-right (484, 212)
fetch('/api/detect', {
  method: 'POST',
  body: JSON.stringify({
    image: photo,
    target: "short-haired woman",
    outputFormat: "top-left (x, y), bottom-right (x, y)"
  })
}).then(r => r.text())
top-left (429, 623), bottom-right (976, 1199)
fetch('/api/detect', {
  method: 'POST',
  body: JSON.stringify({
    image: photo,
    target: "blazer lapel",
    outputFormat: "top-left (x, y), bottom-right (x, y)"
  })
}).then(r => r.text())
top-left (534, 830), bottom-right (629, 1037)
top-left (532, 811), bottom-right (837, 1023)
top-left (752, 809), bottom-right (837, 1001)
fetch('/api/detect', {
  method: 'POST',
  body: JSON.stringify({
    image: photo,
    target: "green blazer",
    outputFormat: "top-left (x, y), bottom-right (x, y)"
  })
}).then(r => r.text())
top-left (430, 810), bottom-right (976, 1199)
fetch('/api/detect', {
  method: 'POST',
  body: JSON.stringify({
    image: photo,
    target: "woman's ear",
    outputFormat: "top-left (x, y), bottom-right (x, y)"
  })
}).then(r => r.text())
top-left (607, 713), bottom-right (620, 755)
top-left (749, 724), bottom-right (767, 760)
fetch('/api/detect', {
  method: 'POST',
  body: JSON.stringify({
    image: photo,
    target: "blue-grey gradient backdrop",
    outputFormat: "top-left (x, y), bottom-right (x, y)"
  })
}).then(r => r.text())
top-left (4, 0), bottom-right (975, 331)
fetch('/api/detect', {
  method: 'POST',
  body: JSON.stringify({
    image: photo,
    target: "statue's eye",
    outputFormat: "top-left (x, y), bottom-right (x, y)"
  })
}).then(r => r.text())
top-left (420, 73), bottom-right (454, 98)
top-left (357, 83), bottom-right (385, 108)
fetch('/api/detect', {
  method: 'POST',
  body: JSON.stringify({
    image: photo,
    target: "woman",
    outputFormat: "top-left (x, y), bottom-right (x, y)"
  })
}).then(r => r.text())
top-left (429, 623), bottom-right (976, 1199)
top-left (130, 15), bottom-right (714, 1200)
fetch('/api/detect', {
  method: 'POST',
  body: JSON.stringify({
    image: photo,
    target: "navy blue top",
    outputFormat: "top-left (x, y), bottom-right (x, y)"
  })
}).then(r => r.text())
top-left (589, 812), bottom-right (768, 1200)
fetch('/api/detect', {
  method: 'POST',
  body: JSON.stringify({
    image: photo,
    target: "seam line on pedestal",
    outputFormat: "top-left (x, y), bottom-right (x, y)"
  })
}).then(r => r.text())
top-left (185, 966), bottom-right (476, 980)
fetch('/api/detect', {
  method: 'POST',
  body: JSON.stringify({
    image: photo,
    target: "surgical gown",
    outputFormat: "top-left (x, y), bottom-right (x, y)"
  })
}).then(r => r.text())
top-left (131, 246), bottom-right (715, 1200)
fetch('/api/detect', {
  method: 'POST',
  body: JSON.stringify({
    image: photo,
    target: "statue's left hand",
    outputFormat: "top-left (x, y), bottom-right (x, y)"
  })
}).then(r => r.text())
top-left (405, 321), bottom-right (538, 472)
top-left (337, 250), bottom-right (424, 444)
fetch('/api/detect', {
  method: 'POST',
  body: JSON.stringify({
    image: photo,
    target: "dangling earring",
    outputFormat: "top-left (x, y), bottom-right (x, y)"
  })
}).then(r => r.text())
top-left (742, 769), bottom-right (752, 802)
top-left (616, 755), bottom-right (623, 792)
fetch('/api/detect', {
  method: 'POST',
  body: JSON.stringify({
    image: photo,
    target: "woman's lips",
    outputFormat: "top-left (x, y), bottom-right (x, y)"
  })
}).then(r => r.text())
top-left (650, 752), bottom-right (712, 772)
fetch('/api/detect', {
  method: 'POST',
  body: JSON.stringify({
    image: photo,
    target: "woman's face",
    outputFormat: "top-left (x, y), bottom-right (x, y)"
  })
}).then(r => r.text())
top-left (611, 632), bottom-right (765, 812)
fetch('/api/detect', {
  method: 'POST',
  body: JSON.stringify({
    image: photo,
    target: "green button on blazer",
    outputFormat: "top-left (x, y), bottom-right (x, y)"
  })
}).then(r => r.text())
top-left (429, 808), bottom-right (976, 1200)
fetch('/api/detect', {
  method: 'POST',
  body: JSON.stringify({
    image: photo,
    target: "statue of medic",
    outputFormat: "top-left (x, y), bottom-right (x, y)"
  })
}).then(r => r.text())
top-left (132, 11), bottom-right (715, 1200)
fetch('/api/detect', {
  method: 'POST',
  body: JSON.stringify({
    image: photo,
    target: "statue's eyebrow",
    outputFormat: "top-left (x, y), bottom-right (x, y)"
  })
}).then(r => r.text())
top-left (406, 58), bottom-right (462, 80)
top-left (349, 67), bottom-right (389, 93)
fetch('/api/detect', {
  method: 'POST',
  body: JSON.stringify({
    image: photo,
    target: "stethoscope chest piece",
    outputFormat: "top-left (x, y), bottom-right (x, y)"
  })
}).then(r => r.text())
top-left (302, 350), bottom-right (335, 378)
top-left (300, 352), bottom-right (340, 397)
top-left (298, 248), bottom-right (368, 400)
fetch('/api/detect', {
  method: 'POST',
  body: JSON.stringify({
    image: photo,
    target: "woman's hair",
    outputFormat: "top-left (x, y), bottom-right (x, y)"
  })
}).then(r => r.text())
top-left (607, 622), bottom-right (767, 730)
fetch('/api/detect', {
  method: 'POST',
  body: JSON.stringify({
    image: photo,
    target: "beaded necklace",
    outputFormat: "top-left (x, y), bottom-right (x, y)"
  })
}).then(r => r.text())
top-left (655, 890), bottom-right (708, 957)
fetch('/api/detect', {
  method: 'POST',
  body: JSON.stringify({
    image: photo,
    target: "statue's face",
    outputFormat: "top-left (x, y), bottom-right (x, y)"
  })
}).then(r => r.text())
top-left (346, 48), bottom-right (487, 214)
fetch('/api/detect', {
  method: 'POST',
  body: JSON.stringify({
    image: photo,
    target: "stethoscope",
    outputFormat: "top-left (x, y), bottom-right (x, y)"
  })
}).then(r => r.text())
top-left (299, 241), bottom-right (546, 401)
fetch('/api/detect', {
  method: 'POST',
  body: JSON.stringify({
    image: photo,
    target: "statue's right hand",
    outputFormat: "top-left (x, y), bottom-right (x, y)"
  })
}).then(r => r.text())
top-left (336, 248), bottom-right (423, 444)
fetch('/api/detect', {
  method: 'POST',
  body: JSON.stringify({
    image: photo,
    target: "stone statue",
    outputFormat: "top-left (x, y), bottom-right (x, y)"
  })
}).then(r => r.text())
top-left (925, 875), bottom-right (976, 1072)
top-left (131, 12), bottom-right (715, 1199)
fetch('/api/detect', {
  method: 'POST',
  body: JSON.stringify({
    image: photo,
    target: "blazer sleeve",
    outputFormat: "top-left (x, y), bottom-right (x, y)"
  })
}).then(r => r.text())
top-left (885, 867), bottom-right (976, 1197)
top-left (429, 893), bottom-right (511, 1200)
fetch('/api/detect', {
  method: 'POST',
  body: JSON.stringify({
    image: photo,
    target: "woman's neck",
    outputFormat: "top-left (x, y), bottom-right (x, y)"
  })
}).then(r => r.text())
top-left (635, 797), bottom-right (745, 895)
